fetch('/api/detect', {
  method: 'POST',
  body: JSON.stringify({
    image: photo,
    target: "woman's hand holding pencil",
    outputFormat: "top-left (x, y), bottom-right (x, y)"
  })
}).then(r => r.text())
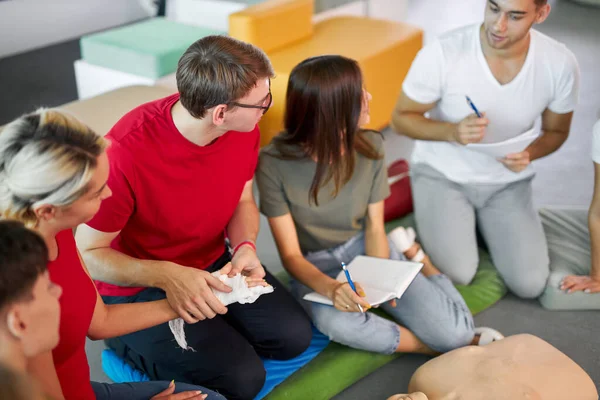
top-left (328, 262), bottom-right (371, 313)
top-left (330, 281), bottom-right (371, 313)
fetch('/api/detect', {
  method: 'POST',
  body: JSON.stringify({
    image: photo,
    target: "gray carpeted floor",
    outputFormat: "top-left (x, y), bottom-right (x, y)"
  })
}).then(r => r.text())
top-left (0, 1), bottom-right (599, 399)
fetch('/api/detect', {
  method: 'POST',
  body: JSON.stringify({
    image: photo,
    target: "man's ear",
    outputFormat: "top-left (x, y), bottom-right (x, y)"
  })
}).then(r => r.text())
top-left (535, 4), bottom-right (551, 24)
top-left (33, 204), bottom-right (56, 222)
top-left (212, 105), bottom-right (228, 126)
top-left (6, 308), bottom-right (26, 340)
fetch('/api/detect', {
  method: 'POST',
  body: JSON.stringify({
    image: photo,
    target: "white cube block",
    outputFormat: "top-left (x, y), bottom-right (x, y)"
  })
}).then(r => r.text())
top-left (314, 0), bottom-right (408, 23)
top-left (166, 0), bottom-right (247, 31)
top-left (74, 59), bottom-right (177, 100)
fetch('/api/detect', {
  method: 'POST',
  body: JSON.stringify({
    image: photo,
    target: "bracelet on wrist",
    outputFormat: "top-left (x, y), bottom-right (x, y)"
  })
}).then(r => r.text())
top-left (232, 240), bottom-right (256, 256)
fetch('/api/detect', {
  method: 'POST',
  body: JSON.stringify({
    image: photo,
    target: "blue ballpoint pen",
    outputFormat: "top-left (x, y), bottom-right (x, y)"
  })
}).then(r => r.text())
top-left (341, 262), bottom-right (364, 313)
top-left (465, 95), bottom-right (482, 118)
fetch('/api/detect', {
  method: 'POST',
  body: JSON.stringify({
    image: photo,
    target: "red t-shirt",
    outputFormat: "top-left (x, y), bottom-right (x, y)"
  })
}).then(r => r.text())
top-left (87, 94), bottom-right (260, 296)
top-left (48, 230), bottom-right (97, 400)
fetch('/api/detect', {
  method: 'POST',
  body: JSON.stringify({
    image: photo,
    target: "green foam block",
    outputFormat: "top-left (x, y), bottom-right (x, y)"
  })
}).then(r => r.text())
top-left (80, 17), bottom-right (225, 79)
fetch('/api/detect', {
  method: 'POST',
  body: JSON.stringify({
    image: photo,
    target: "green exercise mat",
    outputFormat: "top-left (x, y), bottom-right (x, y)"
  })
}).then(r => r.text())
top-left (265, 213), bottom-right (507, 400)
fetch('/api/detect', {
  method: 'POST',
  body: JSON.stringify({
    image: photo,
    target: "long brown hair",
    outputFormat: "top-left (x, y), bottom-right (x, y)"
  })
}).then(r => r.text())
top-left (274, 55), bottom-right (382, 205)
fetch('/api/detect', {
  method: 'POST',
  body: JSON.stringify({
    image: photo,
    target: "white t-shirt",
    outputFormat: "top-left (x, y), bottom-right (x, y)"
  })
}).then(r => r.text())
top-left (403, 24), bottom-right (580, 184)
top-left (592, 120), bottom-right (600, 164)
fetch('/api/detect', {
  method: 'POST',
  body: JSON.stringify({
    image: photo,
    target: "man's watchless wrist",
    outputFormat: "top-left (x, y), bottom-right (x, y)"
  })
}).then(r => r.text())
top-left (232, 240), bottom-right (256, 257)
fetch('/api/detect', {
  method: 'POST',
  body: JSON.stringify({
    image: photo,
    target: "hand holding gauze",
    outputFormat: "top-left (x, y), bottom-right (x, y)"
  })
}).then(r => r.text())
top-left (169, 267), bottom-right (274, 350)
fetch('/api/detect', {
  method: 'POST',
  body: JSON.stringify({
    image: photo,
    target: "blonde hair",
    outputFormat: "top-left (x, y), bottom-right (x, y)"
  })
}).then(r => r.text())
top-left (0, 109), bottom-right (107, 227)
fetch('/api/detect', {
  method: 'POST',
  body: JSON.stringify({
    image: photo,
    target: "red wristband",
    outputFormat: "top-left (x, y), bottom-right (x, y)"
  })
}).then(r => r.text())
top-left (232, 240), bottom-right (256, 256)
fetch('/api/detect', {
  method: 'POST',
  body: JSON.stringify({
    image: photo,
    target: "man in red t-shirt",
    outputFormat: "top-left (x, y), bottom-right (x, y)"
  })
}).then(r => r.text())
top-left (76, 35), bottom-right (312, 400)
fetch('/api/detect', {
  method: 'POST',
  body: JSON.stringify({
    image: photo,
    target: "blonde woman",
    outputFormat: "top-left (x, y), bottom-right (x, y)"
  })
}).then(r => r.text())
top-left (0, 109), bottom-right (225, 400)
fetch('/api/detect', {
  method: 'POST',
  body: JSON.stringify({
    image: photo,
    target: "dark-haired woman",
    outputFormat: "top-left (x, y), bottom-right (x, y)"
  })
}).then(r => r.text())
top-left (257, 55), bottom-right (488, 355)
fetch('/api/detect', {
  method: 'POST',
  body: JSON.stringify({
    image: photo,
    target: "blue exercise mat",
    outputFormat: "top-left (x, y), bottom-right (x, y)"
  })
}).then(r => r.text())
top-left (254, 326), bottom-right (330, 399)
top-left (101, 326), bottom-right (330, 400)
top-left (102, 349), bottom-right (150, 383)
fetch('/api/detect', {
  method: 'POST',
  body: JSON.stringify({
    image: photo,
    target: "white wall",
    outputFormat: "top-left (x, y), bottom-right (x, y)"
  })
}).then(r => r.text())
top-left (0, 0), bottom-right (152, 59)
top-left (166, 0), bottom-right (246, 31)
top-left (313, 0), bottom-right (407, 23)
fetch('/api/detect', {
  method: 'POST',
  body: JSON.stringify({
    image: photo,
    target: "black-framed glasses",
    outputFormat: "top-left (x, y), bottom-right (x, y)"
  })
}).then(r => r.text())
top-left (229, 85), bottom-right (272, 115)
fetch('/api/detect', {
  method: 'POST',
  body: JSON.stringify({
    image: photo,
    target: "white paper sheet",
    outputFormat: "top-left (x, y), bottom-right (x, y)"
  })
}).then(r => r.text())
top-left (467, 128), bottom-right (538, 158)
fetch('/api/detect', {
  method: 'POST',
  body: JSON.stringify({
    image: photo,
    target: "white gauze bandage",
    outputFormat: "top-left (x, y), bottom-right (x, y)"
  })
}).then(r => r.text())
top-left (388, 226), bottom-right (425, 262)
top-left (169, 272), bottom-right (274, 350)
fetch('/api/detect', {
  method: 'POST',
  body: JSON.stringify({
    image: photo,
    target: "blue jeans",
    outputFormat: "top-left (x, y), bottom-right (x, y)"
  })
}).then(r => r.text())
top-left (292, 233), bottom-right (475, 354)
top-left (91, 381), bottom-right (226, 400)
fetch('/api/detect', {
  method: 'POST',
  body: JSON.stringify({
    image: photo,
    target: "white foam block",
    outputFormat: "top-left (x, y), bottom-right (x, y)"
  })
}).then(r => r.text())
top-left (313, 0), bottom-right (407, 23)
top-left (166, 0), bottom-right (247, 31)
top-left (74, 59), bottom-right (177, 100)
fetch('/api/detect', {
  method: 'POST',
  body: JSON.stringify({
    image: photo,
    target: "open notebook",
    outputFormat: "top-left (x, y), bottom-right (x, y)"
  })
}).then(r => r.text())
top-left (303, 256), bottom-right (423, 307)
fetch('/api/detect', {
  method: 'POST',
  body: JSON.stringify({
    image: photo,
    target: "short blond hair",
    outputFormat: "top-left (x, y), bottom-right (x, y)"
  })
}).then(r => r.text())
top-left (0, 109), bottom-right (107, 227)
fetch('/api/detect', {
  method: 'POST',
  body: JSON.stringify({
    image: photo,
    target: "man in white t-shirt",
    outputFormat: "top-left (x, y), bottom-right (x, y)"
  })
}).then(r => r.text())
top-left (391, 0), bottom-right (580, 299)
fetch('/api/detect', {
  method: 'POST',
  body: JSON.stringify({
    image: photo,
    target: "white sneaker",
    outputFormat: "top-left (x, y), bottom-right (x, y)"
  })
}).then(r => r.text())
top-left (474, 327), bottom-right (504, 346)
